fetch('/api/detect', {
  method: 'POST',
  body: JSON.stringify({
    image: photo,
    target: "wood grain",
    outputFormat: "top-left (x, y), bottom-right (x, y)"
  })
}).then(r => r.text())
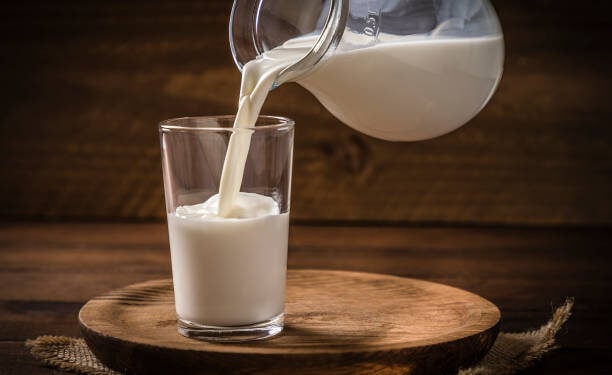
top-left (0, 1), bottom-right (611, 224)
top-left (79, 271), bottom-right (500, 375)
top-left (1, 223), bottom-right (611, 374)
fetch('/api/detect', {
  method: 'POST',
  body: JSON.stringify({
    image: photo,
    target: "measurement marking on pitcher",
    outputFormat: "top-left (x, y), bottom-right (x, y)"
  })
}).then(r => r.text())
top-left (364, 11), bottom-right (380, 37)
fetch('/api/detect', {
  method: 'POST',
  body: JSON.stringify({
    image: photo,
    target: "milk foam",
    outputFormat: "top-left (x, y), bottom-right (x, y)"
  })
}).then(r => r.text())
top-left (176, 192), bottom-right (280, 220)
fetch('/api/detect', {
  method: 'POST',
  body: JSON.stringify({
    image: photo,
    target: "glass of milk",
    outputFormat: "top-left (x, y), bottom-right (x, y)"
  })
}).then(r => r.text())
top-left (159, 115), bottom-right (294, 342)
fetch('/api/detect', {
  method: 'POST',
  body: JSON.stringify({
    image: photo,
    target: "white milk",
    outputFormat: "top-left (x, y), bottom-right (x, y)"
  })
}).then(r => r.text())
top-left (168, 192), bottom-right (289, 326)
top-left (217, 33), bottom-right (503, 211)
top-left (216, 57), bottom-right (295, 217)
top-left (299, 35), bottom-right (504, 141)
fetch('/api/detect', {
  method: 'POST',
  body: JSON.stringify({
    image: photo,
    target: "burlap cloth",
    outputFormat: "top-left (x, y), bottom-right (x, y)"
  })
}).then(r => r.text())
top-left (26, 299), bottom-right (573, 375)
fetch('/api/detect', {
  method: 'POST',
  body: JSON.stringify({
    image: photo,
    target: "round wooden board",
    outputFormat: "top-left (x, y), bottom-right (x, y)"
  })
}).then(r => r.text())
top-left (79, 270), bottom-right (500, 375)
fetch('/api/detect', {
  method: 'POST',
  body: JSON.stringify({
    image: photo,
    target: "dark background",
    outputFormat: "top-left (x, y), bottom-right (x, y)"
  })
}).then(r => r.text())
top-left (1, 0), bottom-right (611, 225)
top-left (1, 2), bottom-right (612, 374)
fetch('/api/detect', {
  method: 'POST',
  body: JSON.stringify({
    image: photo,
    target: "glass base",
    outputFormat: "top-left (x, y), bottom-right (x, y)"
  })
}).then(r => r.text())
top-left (177, 313), bottom-right (284, 342)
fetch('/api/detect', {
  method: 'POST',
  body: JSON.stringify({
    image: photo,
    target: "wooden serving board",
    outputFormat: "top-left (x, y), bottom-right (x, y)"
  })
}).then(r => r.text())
top-left (79, 270), bottom-right (500, 375)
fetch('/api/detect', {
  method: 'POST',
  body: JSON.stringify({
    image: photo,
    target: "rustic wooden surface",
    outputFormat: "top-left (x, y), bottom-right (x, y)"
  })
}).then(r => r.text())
top-left (1, 1), bottom-right (611, 225)
top-left (80, 271), bottom-right (499, 375)
top-left (0, 222), bottom-right (611, 374)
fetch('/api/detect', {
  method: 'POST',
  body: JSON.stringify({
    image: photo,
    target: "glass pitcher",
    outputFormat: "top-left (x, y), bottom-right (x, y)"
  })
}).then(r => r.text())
top-left (230, 0), bottom-right (504, 141)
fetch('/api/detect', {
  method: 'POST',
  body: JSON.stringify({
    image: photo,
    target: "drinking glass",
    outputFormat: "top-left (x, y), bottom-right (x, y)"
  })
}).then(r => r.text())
top-left (159, 115), bottom-right (294, 342)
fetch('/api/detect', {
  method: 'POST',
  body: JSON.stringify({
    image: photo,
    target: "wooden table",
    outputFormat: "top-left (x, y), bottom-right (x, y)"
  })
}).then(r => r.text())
top-left (1, 223), bottom-right (610, 374)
